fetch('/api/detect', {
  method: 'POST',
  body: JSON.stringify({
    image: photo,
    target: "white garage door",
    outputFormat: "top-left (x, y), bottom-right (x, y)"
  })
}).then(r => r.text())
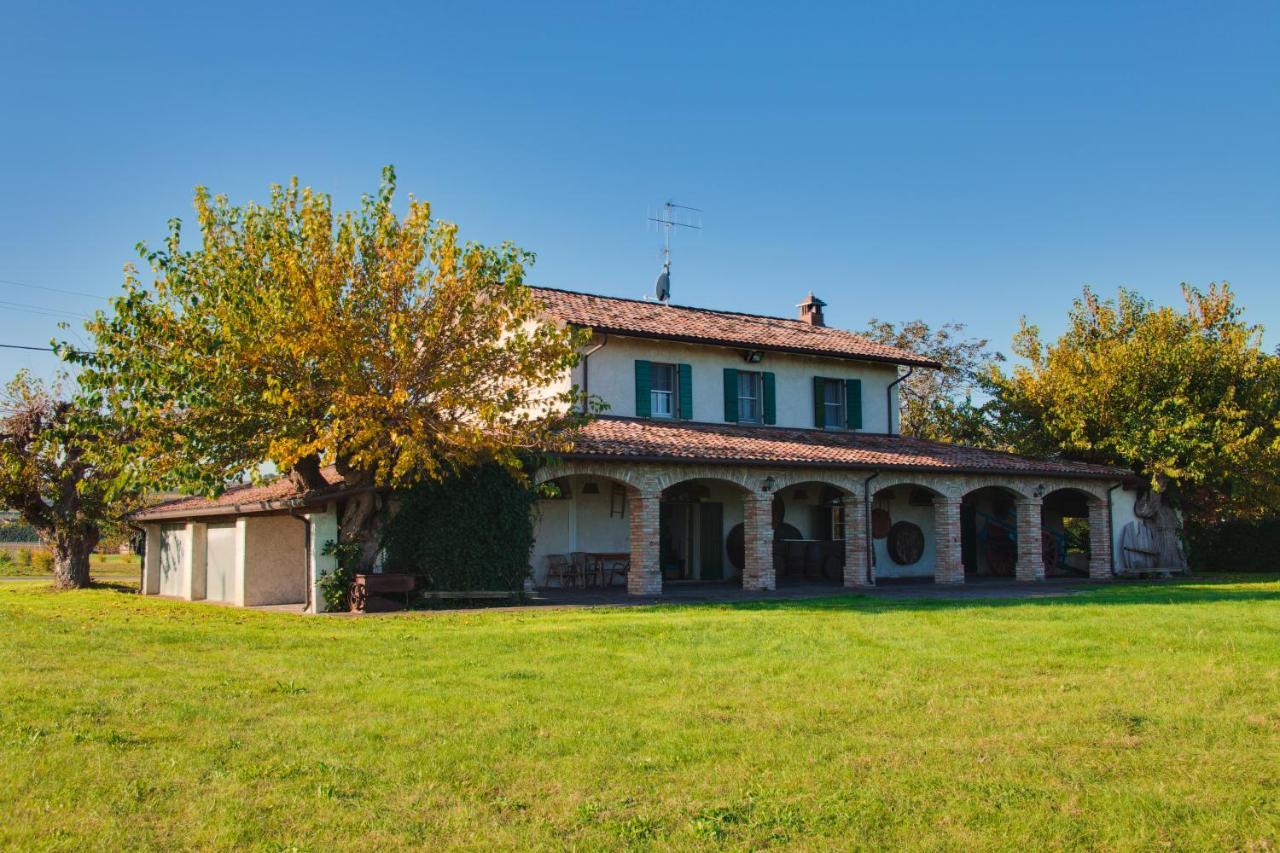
top-left (205, 523), bottom-right (235, 603)
top-left (158, 524), bottom-right (186, 597)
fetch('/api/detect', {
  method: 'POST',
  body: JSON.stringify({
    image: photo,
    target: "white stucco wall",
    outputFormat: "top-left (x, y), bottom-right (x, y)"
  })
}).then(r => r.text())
top-left (305, 503), bottom-right (339, 613)
top-left (530, 475), bottom-right (631, 585)
top-left (574, 335), bottom-right (903, 433)
top-left (241, 514), bottom-right (307, 606)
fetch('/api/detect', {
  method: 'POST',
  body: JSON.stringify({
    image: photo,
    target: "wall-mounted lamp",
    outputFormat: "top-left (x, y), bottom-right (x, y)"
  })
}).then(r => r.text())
top-left (741, 350), bottom-right (764, 363)
top-left (761, 475), bottom-right (776, 493)
top-left (1033, 483), bottom-right (1046, 499)
top-left (581, 481), bottom-right (600, 495)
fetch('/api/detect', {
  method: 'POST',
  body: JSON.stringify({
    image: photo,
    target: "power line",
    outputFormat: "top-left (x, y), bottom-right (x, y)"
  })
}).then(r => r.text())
top-left (0, 277), bottom-right (111, 302)
top-left (0, 343), bottom-right (95, 355)
top-left (0, 299), bottom-right (90, 320)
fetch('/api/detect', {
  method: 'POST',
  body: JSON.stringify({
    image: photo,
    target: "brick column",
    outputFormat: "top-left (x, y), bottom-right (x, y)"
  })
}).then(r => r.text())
top-left (628, 490), bottom-right (662, 596)
top-left (934, 495), bottom-right (965, 584)
top-left (742, 495), bottom-right (776, 591)
top-left (843, 497), bottom-right (871, 587)
top-left (1087, 497), bottom-right (1113, 580)
top-left (1014, 497), bottom-right (1045, 582)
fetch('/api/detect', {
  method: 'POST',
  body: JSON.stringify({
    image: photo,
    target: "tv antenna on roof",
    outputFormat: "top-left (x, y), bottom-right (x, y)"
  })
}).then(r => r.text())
top-left (647, 201), bottom-right (701, 303)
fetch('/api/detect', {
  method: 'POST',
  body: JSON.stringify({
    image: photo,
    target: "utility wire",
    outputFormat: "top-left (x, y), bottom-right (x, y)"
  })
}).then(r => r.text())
top-left (0, 299), bottom-right (90, 320)
top-left (0, 277), bottom-right (110, 302)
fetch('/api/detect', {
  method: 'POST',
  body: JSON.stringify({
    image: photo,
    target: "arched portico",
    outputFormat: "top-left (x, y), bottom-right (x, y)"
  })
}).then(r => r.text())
top-left (1041, 487), bottom-right (1113, 580)
top-left (868, 482), bottom-right (961, 584)
top-left (771, 480), bottom-right (855, 585)
top-left (531, 473), bottom-right (639, 589)
top-left (659, 476), bottom-right (756, 587)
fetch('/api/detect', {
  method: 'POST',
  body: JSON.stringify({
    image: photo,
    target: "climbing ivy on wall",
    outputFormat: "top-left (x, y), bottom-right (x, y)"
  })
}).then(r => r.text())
top-left (380, 463), bottom-right (539, 591)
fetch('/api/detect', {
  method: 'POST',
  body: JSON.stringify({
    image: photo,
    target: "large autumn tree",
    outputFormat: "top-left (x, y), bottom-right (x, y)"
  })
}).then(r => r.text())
top-left (986, 283), bottom-right (1280, 521)
top-left (70, 168), bottom-right (586, 565)
top-left (0, 372), bottom-right (132, 588)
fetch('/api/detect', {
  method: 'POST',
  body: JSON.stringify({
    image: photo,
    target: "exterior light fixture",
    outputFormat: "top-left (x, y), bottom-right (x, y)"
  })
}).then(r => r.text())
top-left (762, 476), bottom-right (776, 493)
top-left (742, 350), bottom-right (764, 363)
top-left (581, 481), bottom-right (600, 495)
top-left (1033, 483), bottom-right (1046, 499)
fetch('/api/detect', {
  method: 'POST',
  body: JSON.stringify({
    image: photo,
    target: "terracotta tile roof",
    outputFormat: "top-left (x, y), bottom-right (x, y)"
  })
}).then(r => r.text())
top-left (529, 286), bottom-right (942, 368)
top-left (132, 467), bottom-right (346, 521)
top-left (562, 417), bottom-right (1124, 480)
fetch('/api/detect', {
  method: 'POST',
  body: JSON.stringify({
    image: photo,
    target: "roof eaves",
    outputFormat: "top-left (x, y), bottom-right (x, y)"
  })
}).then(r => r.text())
top-left (575, 326), bottom-right (943, 369)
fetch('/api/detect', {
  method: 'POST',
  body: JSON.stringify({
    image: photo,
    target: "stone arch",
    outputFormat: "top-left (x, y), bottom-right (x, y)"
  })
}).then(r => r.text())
top-left (771, 478), bottom-right (856, 585)
top-left (868, 481), bottom-right (945, 582)
top-left (1040, 486), bottom-right (1104, 578)
top-left (533, 462), bottom-right (644, 490)
top-left (652, 466), bottom-right (757, 493)
top-left (960, 484), bottom-right (1027, 578)
top-left (961, 479), bottom-right (1032, 500)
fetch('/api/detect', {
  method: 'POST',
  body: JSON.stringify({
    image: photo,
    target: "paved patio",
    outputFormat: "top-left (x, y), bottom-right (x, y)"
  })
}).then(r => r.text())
top-left (522, 575), bottom-right (1115, 609)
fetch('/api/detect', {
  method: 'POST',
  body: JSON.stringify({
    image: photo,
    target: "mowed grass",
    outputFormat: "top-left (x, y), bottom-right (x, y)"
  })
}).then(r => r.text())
top-left (1, 579), bottom-right (1278, 850)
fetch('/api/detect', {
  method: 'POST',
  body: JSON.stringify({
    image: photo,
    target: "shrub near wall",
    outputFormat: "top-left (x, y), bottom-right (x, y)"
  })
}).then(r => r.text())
top-left (380, 463), bottom-right (538, 591)
top-left (1185, 519), bottom-right (1280, 572)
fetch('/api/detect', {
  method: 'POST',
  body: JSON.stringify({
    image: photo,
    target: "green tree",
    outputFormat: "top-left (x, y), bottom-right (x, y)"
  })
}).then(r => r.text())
top-left (0, 373), bottom-right (130, 588)
top-left (987, 283), bottom-right (1280, 521)
top-left (70, 168), bottom-right (587, 566)
top-left (861, 318), bottom-right (1001, 441)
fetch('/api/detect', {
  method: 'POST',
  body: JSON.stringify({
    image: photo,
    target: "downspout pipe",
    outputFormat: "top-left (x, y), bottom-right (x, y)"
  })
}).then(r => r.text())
top-left (1106, 482), bottom-right (1121, 575)
top-left (886, 367), bottom-right (914, 433)
top-left (863, 471), bottom-right (880, 585)
top-left (287, 502), bottom-right (313, 613)
top-left (580, 333), bottom-right (609, 414)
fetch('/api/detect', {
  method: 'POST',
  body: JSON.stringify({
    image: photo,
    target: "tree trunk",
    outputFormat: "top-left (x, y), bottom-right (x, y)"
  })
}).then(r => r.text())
top-left (50, 534), bottom-right (97, 590)
top-left (339, 490), bottom-right (383, 569)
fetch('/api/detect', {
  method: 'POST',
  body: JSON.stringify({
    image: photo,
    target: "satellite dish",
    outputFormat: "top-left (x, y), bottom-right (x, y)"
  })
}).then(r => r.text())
top-left (654, 263), bottom-right (670, 303)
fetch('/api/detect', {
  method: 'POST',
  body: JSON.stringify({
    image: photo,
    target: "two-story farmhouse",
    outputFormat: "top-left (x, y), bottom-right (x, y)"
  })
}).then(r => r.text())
top-left (131, 287), bottom-right (1140, 610)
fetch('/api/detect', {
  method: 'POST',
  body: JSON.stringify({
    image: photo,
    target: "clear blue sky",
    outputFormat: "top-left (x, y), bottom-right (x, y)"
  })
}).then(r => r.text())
top-left (2, 1), bottom-right (1277, 382)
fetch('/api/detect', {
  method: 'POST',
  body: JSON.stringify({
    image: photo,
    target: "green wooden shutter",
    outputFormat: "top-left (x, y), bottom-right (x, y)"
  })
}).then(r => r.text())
top-left (762, 372), bottom-right (777, 425)
top-left (813, 376), bottom-right (826, 428)
top-left (723, 368), bottom-right (739, 422)
top-left (634, 360), bottom-right (651, 418)
top-left (846, 378), bottom-right (863, 430)
top-left (678, 363), bottom-right (693, 420)
top-left (699, 502), bottom-right (725, 580)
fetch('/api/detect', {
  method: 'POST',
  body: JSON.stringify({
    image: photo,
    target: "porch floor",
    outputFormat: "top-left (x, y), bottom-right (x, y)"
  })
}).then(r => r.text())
top-left (527, 575), bottom-right (1114, 608)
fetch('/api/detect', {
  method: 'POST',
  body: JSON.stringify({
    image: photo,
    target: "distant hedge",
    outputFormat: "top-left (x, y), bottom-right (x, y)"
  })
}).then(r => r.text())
top-left (380, 463), bottom-right (538, 592)
top-left (1185, 519), bottom-right (1280, 572)
top-left (0, 521), bottom-right (38, 543)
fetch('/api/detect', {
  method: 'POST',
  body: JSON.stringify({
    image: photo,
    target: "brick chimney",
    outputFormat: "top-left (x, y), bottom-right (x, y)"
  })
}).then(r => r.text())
top-left (797, 292), bottom-right (827, 326)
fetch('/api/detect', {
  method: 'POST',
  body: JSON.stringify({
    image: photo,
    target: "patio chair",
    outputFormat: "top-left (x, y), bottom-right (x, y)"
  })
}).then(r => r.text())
top-left (604, 556), bottom-right (629, 587)
top-left (546, 554), bottom-right (575, 588)
top-left (569, 552), bottom-right (595, 587)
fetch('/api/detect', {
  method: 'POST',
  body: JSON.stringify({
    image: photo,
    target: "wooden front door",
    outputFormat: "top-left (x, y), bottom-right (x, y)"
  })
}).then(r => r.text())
top-left (698, 502), bottom-right (725, 580)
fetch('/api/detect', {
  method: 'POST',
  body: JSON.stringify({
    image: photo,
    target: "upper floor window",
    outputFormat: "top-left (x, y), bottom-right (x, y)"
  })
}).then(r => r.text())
top-left (651, 363), bottom-right (677, 418)
top-left (738, 371), bottom-right (763, 424)
top-left (822, 378), bottom-right (845, 429)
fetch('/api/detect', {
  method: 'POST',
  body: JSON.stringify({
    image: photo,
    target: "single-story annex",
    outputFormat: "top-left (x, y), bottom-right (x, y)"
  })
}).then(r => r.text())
top-left (131, 286), bottom-right (1153, 611)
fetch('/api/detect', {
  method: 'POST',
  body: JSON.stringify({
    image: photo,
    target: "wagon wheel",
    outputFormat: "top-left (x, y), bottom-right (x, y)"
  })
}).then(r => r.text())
top-left (984, 534), bottom-right (1017, 577)
top-left (1041, 529), bottom-right (1060, 575)
top-left (886, 521), bottom-right (925, 566)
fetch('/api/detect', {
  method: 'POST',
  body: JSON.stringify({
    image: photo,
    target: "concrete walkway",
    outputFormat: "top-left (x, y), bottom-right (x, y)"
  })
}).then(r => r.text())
top-left (522, 576), bottom-right (1111, 609)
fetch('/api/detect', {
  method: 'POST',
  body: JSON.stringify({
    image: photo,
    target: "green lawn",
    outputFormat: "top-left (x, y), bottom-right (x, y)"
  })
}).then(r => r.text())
top-left (1, 578), bottom-right (1278, 850)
